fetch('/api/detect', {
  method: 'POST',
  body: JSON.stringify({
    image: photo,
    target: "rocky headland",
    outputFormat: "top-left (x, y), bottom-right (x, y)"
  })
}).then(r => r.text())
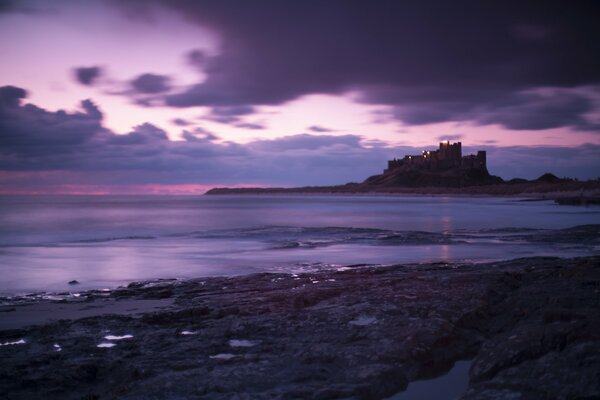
top-left (207, 140), bottom-right (600, 198)
top-left (206, 178), bottom-right (600, 197)
top-left (1, 256), bottom-right (599, 399)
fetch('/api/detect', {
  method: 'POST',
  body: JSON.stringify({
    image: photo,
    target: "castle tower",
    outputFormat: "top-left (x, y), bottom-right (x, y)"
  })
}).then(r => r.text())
top-left (439, 141), bottom-right (449, 159)
top-left (477, 151), bottom-right (487, 168)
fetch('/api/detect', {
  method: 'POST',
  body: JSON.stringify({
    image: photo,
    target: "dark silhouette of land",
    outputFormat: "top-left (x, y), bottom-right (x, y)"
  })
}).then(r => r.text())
top-left (207, 141), bottom-right (600, 198)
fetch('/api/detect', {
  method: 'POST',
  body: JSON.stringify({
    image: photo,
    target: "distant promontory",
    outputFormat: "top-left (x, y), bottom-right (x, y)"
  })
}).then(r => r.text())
top-left (206, 141), bottom-right (600, 197)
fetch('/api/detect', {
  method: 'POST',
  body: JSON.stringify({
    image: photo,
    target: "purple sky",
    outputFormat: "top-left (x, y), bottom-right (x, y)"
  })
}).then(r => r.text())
top-left (1, 0), bottom-right (599, 194)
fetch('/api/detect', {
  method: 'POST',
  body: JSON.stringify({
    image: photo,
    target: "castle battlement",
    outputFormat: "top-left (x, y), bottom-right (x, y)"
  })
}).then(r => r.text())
top-left (385, 141), bottom-right (486, 173)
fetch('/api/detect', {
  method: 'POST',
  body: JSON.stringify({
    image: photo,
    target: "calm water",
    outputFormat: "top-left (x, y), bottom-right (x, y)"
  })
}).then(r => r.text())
top-left (0, 194), bottom-right (598, 295)
top-left (387, 360), bottom-right (472, 400)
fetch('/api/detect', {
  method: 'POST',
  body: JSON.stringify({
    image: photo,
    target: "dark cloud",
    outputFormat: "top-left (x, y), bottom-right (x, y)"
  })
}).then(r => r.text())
top-left (130, 73), bottom-right (171, 94)
top-left (436, 134), bottom-right (463, 142)
top-left (390, 89), bottom-right (599, 131)
top-left (2, 88), bottom-right (598, 193)
top-left (211, 106), bottom-right (254, 116)
top-left (235, 122), bottom-right (265, 130)
top-left (204, 105), bottom-right (256, 125)
top-left (484, 144), bottom-right (600, 179)
top-left (0, 0), bottom-right (36, 13)
top-left (0, 89), bottom-right (393, 186)
top-left (130, 0), bottom-right (600, 131)
top-left (80, 99), bottom-right (103, 120)
top-left (475, 92), bottom-right (596, 131)
top-left (186, 49), bottom-right (208, 68)
top-left (74, 66), bottom-right (102, 86)
top-left (0, 0), bottom-right (16, 12)
top-left (0, 85), bottom-right (27, 109)
top-left (172, 118), bottom-right (192, 127)
top-left (248, 134), bottom-right (363, 152)
top-left (181, 127), bottom-right (219, 142)
top-left (511, 24), bottom-right (551, 41)
top-left (0, 86), bottom-right (105, 151)
top-left (107, 123), bottom-right (168, 145)
top-left (308, 125), bottom-right (334, 133)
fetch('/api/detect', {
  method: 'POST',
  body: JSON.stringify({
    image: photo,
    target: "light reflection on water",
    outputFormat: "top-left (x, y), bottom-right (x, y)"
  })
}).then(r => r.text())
top-left (0, 195), bottom-right (598, 295)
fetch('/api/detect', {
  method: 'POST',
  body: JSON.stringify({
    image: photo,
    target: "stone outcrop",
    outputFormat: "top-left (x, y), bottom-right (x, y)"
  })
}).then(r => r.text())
top-left (1, 256), bottom-right (599, 399)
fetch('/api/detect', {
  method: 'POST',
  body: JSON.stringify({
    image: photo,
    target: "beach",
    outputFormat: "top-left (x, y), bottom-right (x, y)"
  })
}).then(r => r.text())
top-left (1, 256), bottom-right (599, 399)
top-left (1, 195), bottom-right (598, 399)
top-left (1, 195), bottom-right (598, 295)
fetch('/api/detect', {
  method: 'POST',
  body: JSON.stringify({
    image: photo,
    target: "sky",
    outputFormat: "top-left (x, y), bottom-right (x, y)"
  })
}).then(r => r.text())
top-left (0, 0), bottom-right (599, 194)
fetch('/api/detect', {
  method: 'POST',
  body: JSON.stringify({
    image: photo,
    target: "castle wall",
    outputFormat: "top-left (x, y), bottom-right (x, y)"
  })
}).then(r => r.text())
top-left (384, 141), bottom-right (486, 173)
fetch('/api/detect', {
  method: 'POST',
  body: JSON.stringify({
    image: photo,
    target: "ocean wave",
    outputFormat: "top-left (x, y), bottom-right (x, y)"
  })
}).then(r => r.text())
top-left (14, 224), bottom-right (599, 250)
top-left (72, 235), bottom-right (157, 244)
top-left (500, 224), bottom-right (600, 245)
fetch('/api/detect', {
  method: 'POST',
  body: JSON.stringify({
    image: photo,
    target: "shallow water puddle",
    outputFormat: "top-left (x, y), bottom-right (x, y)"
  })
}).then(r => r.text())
top-left (104, 334), bottom-right (133, 340)
top-left (0, 338), bottom-right (26, 346)
top-left (386, 360), bottom-right (472, 400)
top-left (97, 334), bottom-right (133, 348)
top-left (97, 342), bottom-right (116, 348)
top-left (229, 339), bottom-right (259, 347)
top-left (209, 353), bottom-right (236, 360)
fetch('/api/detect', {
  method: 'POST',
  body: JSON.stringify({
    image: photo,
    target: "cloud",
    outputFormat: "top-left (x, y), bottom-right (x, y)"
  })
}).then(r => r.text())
top-left (0, 0), bottom-right (16, 12)
top-left (475, 91), bottom-right (597, 131)
top-left (0, 86), bottom-right (105, 151)
top-left (248, 134), bottom-right (363, 152)
top-left (74, 66), bottom-right (102, 86)
top-left (123, 1), bottom-right (600, 132)
top-left (186, 49), bottom-right (209, 68)
top-left (511, 24), bottom-right (551, 42)
top-left (388, 89), bottom-right (600, 131)
top-left (308, 125), bottom-right (334, 133)
top-left (181, 128), bottom-right (219, 142)
top-left (204, 105), bottom-right (257, 125)
top-left (485, 144), bottom-right (600, 180)
top-left (235, 122), bottom-right (265, 130)
top-left (0, 0), bottom-right (36, 14)
top-left (436, 134), bottom-right (463, 142)
top-left (172, 117), bottom-right (192, 126)
top-left (130, 73), bottom-right (171, 94)
top-left (0, 85), bottom-right (26, 109)
top-left (211, 106), bottom-right (254, 116)
top-left (0, 88), bottom-right (394, 188)
top-left (107, 123), bottom-right (168, 145)
top-left (1, 87), bottom-right (598, 194)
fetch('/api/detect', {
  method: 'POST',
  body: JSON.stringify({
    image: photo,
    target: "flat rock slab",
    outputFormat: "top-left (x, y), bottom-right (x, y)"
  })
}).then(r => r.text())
top-left (0, 299), bottom-right (174, 330)
top-left (1, 256), bottom-right (599, 399)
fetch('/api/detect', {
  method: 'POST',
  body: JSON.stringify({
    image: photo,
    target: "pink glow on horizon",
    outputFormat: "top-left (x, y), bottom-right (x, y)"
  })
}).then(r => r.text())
top-left (0, 171), bottom-right (275, 195)
top-left (0, 183), bottom-right (273, 196)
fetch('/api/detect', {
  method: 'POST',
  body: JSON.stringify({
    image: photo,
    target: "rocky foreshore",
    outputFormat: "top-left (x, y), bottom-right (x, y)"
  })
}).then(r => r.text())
top-left (1, 256), bottom-right (599, 399)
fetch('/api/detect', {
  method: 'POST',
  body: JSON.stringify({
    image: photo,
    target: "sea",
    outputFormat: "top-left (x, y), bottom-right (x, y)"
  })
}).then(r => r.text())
top-left (0, 194), bottom-right (598, 296)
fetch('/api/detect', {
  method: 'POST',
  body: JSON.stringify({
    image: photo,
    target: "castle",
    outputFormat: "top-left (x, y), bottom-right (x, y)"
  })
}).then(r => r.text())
top-left (385, 141), bottom-right (487, 173)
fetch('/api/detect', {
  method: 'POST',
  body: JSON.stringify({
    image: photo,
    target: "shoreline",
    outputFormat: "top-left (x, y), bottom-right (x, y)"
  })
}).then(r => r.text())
top-left (202, 189), bottom-right (600, 199)
top-left (1, 256), bottom-right (599, 399)
top-left (204, 182), bottom-right (600, 199)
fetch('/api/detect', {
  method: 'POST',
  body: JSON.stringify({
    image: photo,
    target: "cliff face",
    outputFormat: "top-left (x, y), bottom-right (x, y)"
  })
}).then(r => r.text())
top-left (363, 166), bottom-right (504, 188)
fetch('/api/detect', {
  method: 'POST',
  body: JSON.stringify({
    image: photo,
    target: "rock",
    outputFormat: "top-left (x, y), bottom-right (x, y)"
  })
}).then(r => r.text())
top-left (0, 256), bottom-right (598, 399)
top-left (68, 280), bottom-right (79, 285)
